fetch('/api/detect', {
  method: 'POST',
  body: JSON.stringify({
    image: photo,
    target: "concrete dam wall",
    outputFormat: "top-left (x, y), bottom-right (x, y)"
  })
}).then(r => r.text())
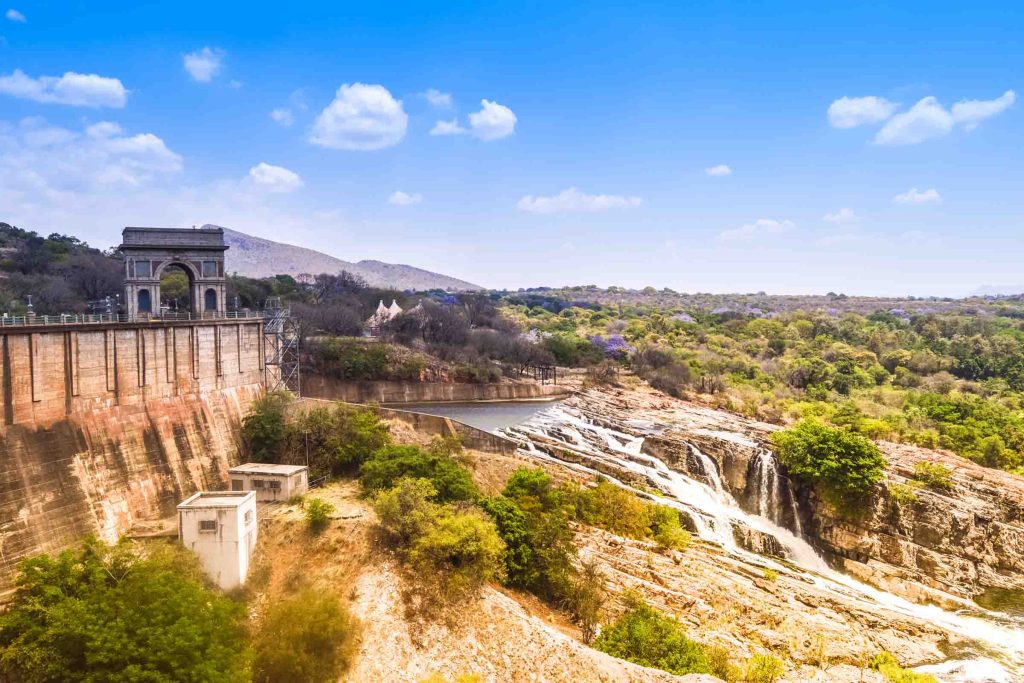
top-left (0, 320), bottom-right (267, 584)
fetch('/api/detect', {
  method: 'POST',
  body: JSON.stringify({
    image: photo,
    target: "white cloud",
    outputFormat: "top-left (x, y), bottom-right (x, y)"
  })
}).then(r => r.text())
top-left (874, 96), bottom-right (953, 146)
top-left (468, 99), bottom-right (516, 140)
top-left (430, 119), bottom-right (467, 136)
top-left (892, 187), bottom-right (941, 205)
top-left (183, 47), bottom-right (225, 83)
top-left (951, 90), bottom-right (1016, 131)
top-left (269, 108), bottom-right (294, 127)
top-left (705, 164), bottom-right (732, 176)
top-left (517, 187), bottom-right (642, 214)
top-left (0, 117), bottom-right (181, 197)
top-left (388, 191), bottom-right (422, 206)
top-left (0, 69), bottom-right (127, 107)
top-left (85, 121), bottom-right (124, 138)
top-left (423, 89), bottom-right (452, 108)
top-left (718, 218), bottom-right (795, 242)
top-left (246, 162), bottom-right (303, 193)
top-left (309, 83), bottom-right (407, 151)
top-left (823, 207), bottom-right (857, 224)
top-left (229, 79), bottom-right (243, 90)
top-left (828, 96), bottom-right (898, 128)
top-left (5, 8), bottom-right (25, 22)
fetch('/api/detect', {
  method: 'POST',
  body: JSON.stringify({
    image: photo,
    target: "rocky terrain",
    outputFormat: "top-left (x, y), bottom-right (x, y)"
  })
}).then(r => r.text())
top-left (217, 226), bottom-right (482, 291)
top-left (562, 385), bottom-right (1024, 606)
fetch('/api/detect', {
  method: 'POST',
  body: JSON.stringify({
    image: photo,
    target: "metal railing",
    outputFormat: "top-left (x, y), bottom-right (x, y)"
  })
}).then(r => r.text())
top-left (0, 310), bottom-right (269, 328)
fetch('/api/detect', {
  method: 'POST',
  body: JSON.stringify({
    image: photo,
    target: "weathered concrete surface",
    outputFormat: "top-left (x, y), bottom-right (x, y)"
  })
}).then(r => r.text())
top-left (0, 320), bottom-right (267, 584)
top-left (302, 375), bottom-right (570, 404)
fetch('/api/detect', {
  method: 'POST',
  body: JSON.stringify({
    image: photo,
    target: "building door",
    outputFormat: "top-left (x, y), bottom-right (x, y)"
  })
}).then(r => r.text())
top-left (137, 289), bottom-right (152, 314)
top-left (204, 288), bottom-right (217, 313)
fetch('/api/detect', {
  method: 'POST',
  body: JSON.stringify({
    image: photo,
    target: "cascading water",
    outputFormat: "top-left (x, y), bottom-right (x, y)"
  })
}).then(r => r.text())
top-left (501, 404), bottom-right (1024, 682)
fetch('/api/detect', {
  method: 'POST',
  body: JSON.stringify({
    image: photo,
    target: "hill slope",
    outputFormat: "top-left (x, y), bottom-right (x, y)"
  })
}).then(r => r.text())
top-left (216, 226), bottom-right (481, 291)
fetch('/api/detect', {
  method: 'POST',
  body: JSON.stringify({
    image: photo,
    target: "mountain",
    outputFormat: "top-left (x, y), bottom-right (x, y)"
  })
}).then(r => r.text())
top-left (213, 226), bottom-right (482, 291)
top-left (971, 285), bottom-right (1024, 297)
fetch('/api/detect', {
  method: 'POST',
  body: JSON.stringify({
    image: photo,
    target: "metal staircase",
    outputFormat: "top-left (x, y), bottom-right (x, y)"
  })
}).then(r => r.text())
top-left (262, 297), bottom-right (300, 394)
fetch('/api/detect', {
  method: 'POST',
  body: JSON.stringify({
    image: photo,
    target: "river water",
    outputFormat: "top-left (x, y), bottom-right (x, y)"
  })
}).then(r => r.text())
top-left (391, 400), bottom-right (559, 433)
top-left (497, 403), bottom-right (1024, 683)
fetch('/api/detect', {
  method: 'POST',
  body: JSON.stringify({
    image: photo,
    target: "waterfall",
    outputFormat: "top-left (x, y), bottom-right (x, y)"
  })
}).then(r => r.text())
top-left (502, 404), bottom-right (1024, 680)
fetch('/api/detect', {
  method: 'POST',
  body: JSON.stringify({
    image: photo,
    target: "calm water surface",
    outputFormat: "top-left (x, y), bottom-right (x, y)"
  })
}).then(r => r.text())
top-left (393, 401), bottom-right (559, 433)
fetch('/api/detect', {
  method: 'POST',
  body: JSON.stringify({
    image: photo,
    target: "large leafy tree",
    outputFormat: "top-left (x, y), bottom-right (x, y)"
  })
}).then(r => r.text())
top-left (0, 539), bottom-right (249, 683)
top-left (770, 420), bottom-right (886, 516)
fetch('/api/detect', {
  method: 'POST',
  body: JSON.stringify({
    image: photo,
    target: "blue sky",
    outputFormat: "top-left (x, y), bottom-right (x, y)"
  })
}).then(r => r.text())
top-left (0, 2), bottom-right (1021, 296)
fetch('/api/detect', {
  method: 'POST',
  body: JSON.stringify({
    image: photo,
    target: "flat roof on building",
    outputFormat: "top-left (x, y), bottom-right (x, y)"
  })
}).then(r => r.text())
top-left (228, 463), bottom-right (308, 475)
top-left (178, 491), bottom-right (255, 509)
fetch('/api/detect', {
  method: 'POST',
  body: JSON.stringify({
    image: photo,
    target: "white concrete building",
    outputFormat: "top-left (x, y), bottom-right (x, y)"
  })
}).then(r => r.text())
top-left (177, 491), bottom-right (258, 591)
top-left (227, 463), bottom-right (309, 502)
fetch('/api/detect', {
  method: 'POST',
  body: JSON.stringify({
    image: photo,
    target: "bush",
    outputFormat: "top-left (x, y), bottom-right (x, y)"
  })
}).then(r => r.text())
top-left (479, 495), bottom-right (536, 588)
top-left (770, 420), bottom-right (886, 516)
top-left (570, 480), bottom-right (652, 539)
top-left (869, 651), bottom-right (939, 683)
top-left (409, 507), bottom-right (506, 604)
top-left (297, 403), bottom-right (392, 477)
top-left (305, 497), bottom-right (335, 533)
top-left (887, 482), bottom-right (920, 507)
top-left (592, 596), bottom-right (711, 676)
top-left (0, 539), bottom-right (248, 683)
top-left (375, 479), bottom-right (504, 606)
top-left (360, 441), bottom-right (478, 503)
top-left (744, 654), bottom-right (785, 683)
top-left (252, 588), bottom-right (360, 683)
top-left (566, 558), bottom-right (606, 644)
top-left (648, 504), bottom-right (691, 551)
top-left (911, 461), bottom-right (954, 492)
top-left (706, 645), bottom-right (743, 682)
top-left (374, 477), bottom-right (442, 544)
top-left (242, 390), bottom-right (295, 463)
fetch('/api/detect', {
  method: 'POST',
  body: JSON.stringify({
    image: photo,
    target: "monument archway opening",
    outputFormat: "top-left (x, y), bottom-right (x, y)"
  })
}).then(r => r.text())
top-left (159, 263), bottom-right (194, 314)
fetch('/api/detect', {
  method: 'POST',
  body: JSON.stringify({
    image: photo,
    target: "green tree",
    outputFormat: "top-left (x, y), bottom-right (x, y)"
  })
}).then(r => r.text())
top-left (360, 443), bottom-right (478, 502)
top-left (241, 390), bottom-right (295, 464)
top-left (0, 539), bottom-right (248, 683)
top-left (252, 588), bottom-right (359, 683)
top-left (770, 420), bottom-right (886, 516)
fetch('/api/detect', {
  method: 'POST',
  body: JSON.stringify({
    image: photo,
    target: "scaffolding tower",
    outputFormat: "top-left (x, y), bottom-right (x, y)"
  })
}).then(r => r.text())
top-left (262, 297), bottom-right (300, 394)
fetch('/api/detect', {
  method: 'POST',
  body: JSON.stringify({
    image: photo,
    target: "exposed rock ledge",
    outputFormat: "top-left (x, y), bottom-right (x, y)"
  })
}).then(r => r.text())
top-left (571, 386), bottom-right (1024, 604)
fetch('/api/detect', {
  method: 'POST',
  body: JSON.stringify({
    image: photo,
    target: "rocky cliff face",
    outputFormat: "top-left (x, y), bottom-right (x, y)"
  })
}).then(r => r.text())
top-left (573, 386), bottom-right (1024, 605)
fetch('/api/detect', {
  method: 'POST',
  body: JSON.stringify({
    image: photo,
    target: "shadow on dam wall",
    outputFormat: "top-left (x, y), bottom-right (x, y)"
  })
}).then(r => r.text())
top-left (0, 320), bottom-right (269, 589)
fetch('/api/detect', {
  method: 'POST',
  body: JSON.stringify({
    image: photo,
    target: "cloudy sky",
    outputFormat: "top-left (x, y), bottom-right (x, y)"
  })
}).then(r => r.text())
top-left (0, 2), bottom-right (1021, 295)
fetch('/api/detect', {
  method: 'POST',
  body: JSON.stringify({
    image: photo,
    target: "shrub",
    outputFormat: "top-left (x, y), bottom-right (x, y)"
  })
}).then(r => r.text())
top-left (887, 482), bottom-right (920, 506)
top-left (762, 568), bottom-right (778, 582)
top-left (242, 390), bottom-right (295, 463)
top-left (373, 478), bottom-right (441, 548)
top-left (305, 497), bottom-right (335, 533)
top-left (0, 539), bottom-right (248, 683)
top-left (408, 507), bottom-right (506, 604)
top-left (770, 420), bottom-right (886, 517)
top-left (297, 403), bottom-right (392, 476)
top-left (592, 596), bottom-right (711, 676)
top-left (252, 588), bottom-right (359, 683)
top-left (706, 645), bottom-right (743, 682)
top-left (360, 442), bottom-right (478, 502)
top-left (479, 495), bottom-right (536, 588)
top-left (869, 651), bottom-right (939, 683)
top-left (648, 504), bottom-right (691, 551)
top-left (911, 461), bottom-right (954, 492)
top-left (744, 653), bottom-right (785, 683)
top-left (566, 558), bottom-right (606, 644)
top-left (571, 480), bottom-right (652, 539)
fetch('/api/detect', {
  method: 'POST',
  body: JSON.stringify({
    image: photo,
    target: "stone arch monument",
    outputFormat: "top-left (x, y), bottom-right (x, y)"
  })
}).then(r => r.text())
top-left (121, 226), bottom-right (228, 318)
